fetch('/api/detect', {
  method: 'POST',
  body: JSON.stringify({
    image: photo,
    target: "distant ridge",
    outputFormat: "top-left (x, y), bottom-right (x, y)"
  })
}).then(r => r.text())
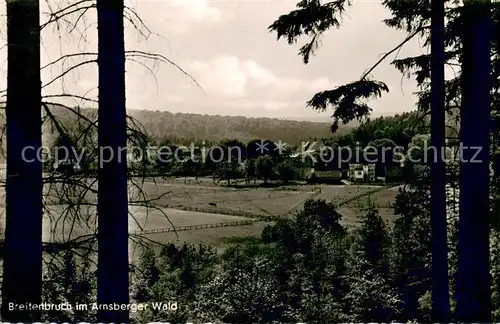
top-left (0, 106), bottom-right (358, 147)
top-left (126, 109), bottom-right (354, 144)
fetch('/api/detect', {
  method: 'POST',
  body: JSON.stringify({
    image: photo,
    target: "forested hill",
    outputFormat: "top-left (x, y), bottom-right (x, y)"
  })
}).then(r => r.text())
top-left (31, 105), bottom-right (355, 144)
top-left (127, 109), bottom-right (355, 143)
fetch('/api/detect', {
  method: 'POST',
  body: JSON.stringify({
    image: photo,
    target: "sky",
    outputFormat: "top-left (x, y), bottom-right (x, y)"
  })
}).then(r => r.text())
top-left (0, 0), bottom-right (424, 122)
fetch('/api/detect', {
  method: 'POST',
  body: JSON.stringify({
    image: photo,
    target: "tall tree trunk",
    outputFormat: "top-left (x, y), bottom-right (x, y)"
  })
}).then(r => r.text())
top-left (1, 0), bottom-right (42, 321)
top-left (456, 0), bottom-right (493, 321)
top-left (493, 115), bottom-right (500, 178)
top-left (430, 0), bottom-right (450, 320)
top-left (96, 0), bottom-right (129, 321)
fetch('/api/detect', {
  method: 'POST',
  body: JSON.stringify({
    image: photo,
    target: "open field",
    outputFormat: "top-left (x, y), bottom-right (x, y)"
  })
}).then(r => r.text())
top-left (344, 185), bottom-right (401, 208)
top-left (1, 204), bottom-right (260, 242)
top-left (36, 204), bottom-right (272, 260)
top-left (142, 183), bottom-right (315, 217)
top-left (140, 178), bottom-right (383, 218)
top-left (0, 177), bottom-right (400, 255)
top-left (137, 222), bottom-right (272, 256)
top-left (340, 185), bottom-right (400, 222)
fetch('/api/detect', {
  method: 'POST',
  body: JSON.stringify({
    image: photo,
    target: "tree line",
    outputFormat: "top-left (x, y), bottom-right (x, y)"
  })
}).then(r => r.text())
top-left (18, 104), bottom-right (352, 147)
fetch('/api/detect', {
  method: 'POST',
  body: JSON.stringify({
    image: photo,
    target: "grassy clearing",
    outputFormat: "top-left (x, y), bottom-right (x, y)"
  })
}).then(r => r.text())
top-left (134, 221), bottom-right (271, 257)
top-left (140, 180), bottom-right (384, 218)
top-left (340, 186), bottom-right (400, 223)
top-left (141, 182), bottom-right (316, 217)
top-left (0, 178), bottom-right (399, 251)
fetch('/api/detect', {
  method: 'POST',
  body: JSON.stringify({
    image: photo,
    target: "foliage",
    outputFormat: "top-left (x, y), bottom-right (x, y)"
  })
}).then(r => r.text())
top-left (194, 258), bottom-right (286, 323)
top-left (41, 251), bottom-right (97, 322)
top-left (324, 112), bottom-right (425, 148)
top-left (130, 243), bottom-right (218, 323)
top-left (276, 160), bottom-right (296, 184)
top-left (245, 158), bottom-right (257, 183)
top-left (354, 205), bottom-right (391, 276)
top-left (391, 173), bottom-right (433, 321)
top-left (269, 0), bottom-right (348, 64)
top-left (247, 139), bottom-right (279, 160)
top-left (345, 255), bottom-right (401, 322)
top-left (307, 80), bottom-right (390, 133)
top-left (255, 155), bottom-right (276, 183)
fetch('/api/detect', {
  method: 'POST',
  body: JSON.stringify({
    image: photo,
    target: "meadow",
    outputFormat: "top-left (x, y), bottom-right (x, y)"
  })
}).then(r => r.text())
top-left (0, 176), bottom-right (400, 258)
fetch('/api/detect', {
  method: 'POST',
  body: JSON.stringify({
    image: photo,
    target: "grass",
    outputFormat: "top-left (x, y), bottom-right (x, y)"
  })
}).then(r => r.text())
top-left (341, 185), bottom-right (401, 222)
top-left (140, 178), bottom-right (386, 218)
top-left (219, 235), bottom-right (264, 245)
top-left (137, 222), bottom-right (271, 257)
top-left (141, 181), bottom-right (317, 217)
top-left (0, 177), bottom-right (400, 257)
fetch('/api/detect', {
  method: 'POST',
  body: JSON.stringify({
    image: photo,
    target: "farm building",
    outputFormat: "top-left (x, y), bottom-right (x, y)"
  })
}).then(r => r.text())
top-left (348, 163), bottom-right (376, 182)
top-left (306, 169), bottom-right (344, 184)
top-left (346, 148), bottom-right (381, 183)
top-left (53, 158), bottom-right (81, 173)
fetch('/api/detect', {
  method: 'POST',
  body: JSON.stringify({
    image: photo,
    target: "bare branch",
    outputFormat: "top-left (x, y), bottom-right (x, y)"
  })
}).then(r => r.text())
top-left (42, 59), bottom-right (97, 89)
top-left (361, 25), bottom-right (429, 80)
top-left (125, 50), bottom-right (204, 92)
top-left (41, 52), bottom-right (97, 70)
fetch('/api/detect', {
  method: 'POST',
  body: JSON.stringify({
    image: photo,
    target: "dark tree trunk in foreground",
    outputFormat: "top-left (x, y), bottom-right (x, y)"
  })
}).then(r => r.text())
top-left (1, 0), bottom-right (43, 321)
top-left (430, 0), bottom-right (450, 320)
top-left (96, 0), bottom-right (129, 321)
top-left (456, 0), bottom-right (493, 321)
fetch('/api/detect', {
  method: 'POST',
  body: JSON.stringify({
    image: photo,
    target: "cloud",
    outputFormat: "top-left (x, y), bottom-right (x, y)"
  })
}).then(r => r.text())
top-left (236, 99), bottom-right (293, 111)
top-left (128, 0), bottom-right (233, 34)
top-left (189, 56), bottom-right (248, 97)
top-left (186, 55), bottom-right (336, 100)
top-left (175, 0), bottom-right (227, 22)
top-left (306, 77), bottom-right (336, 92)
top-left (243, 60), bottom-right (278, 86)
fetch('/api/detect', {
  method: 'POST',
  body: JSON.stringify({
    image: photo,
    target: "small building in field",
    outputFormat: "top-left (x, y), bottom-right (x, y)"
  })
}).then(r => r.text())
top-left (306, 169), bottom-right (343, 184)
top-left (346, 148), bottom-right (379, 183)
top-left (348, 163), bottom-right (376, 182)
top-left (53, 158), bottom-right (81, 173)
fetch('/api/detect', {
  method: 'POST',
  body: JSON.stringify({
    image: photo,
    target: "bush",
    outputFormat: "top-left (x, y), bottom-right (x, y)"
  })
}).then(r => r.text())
top-left (261, 224), bottom-right (277, 243)
top-left (276, 161), bottom-right (296, 184)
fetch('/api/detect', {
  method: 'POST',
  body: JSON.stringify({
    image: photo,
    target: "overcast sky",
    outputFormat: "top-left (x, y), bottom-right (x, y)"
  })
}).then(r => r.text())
top-left (0, 0), bottom-right (424, 122)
